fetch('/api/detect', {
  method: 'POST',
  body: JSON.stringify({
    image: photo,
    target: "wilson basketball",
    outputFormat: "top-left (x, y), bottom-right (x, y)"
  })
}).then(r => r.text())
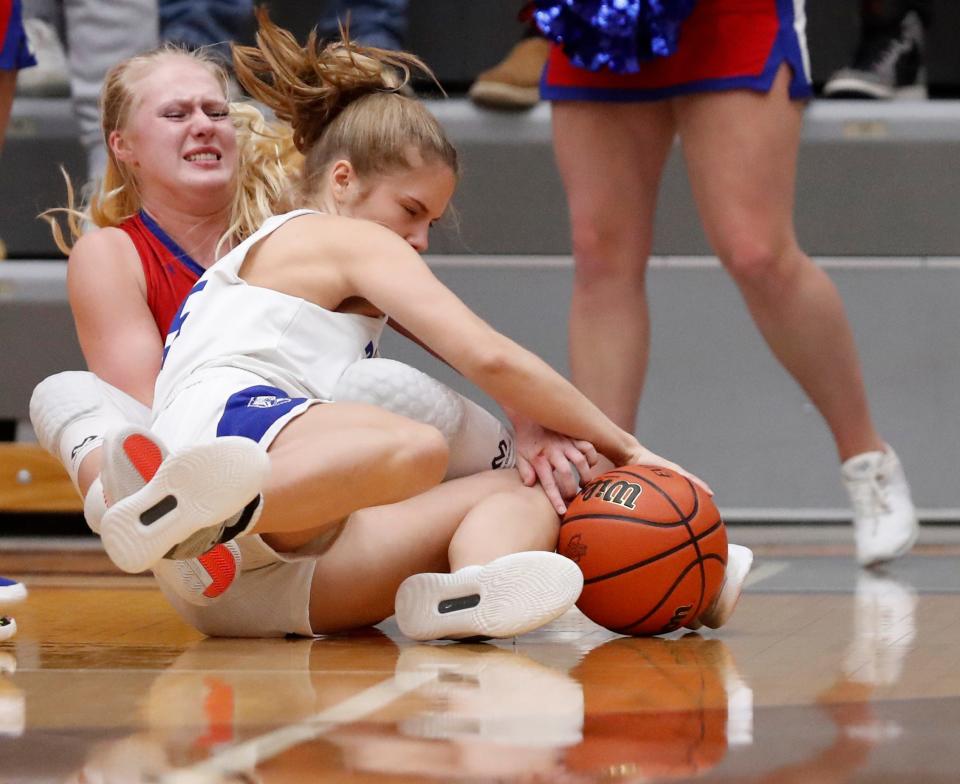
top-left (559, 465), bottom-right (727, 635)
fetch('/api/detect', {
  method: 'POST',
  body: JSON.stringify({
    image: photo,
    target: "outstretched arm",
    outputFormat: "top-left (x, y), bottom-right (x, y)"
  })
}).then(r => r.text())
top-left (332, 219), bottom-right (699, 484)
top-left (386, 321), bottom-right (599, 512)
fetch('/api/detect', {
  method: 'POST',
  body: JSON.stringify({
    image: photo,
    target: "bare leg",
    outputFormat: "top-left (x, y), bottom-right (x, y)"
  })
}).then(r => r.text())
top-left (675, 66), bottom-right (883, 461)
top-left (255, 402), bottom-right (449, 547)
top-left (77, 450), bottom-right (102, 496)
top-left (0, 70), bottom-right (15, 157)
top-left (552, 100), bottom-right (676, 430)
top-left (306, 470), bottom-right (559, 633)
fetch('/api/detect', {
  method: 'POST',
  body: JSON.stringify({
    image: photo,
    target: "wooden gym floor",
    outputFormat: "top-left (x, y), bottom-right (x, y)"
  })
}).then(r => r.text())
top-left (1, 525), bottom-right (959, 783)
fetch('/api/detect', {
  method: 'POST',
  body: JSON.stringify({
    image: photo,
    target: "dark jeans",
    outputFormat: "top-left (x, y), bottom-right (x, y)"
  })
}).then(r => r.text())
top-left (315, 0), bottom-right (408, 50)
top-left (159, 0), bottom-right (253, 62)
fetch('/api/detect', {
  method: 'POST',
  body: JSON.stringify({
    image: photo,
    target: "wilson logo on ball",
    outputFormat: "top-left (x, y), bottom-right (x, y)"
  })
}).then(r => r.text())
top-left (580, 478), bottom-right (643, 510)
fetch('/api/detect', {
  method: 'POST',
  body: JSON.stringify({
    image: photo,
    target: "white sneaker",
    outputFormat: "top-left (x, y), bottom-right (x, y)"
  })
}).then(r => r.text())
top-left (842, 446), bottom-right (918, 567)
top-left (151, 541), bottom-right (242, 606)
top-left (0, 579), bottom-right (22, 644)
top-left (686, 544), bottom-right (754, 630)
top-left (16, 18), bottom-right (70, 97)
top-left (394, 551), bottom-right (583, 641)
top-left (395, 644), bottom-right (584, 747)
top-left (0, 578), bottom-right (26, 606)
top-left (99, 426), bottom-right (268, 574)
top-left (0, 618), bottom-right (16, 643)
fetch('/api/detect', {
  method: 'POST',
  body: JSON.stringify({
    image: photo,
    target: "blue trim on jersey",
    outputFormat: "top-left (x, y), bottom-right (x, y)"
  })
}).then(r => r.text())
top-left (216, 385), bottom-right (309, 443)
top-left (773, 0), bottom-right (813, 100)
top-left (139, 209), bottom-right (207, 278)
top-left (1, 0), bottom-right (38, 71)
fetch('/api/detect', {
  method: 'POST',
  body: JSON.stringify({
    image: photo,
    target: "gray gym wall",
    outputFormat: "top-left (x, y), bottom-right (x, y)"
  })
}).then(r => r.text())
top-left (2, 0), bottom-right (959, 521)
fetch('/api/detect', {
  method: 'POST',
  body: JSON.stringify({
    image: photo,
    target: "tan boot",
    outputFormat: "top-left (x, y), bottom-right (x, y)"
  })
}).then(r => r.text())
top-left (468, 37), bottom-right (551, 110)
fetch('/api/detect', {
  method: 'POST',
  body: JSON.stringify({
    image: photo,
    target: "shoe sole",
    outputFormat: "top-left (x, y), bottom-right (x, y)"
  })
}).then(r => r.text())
top-left (395, 551), bottom-right (583, 641)
top-left (468, 81), bottom-right (540, 109)
top-left (701, 545), bottom-right (754, 629)
top-left (154, 541), bottom-right (242, 606)
top-left (100, 435), bottom-right (269, 574)
top-left (823, 78), bottom-right (927, 101)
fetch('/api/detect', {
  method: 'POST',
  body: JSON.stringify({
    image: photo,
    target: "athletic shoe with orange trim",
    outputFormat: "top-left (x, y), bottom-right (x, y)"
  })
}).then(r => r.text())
top-left (100, 426), bottom-right (268, 574)
top-left (154, 541), bottom-right (243, 606)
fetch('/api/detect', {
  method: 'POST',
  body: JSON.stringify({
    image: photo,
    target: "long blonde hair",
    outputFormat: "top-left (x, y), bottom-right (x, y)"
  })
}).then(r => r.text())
top-left (232, 8), bottom-right (458, 206)
top-left (44, 44), bottom-right (302, 256)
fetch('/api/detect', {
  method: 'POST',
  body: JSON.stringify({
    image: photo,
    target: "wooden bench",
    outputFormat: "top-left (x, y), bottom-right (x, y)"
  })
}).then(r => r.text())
top-left (0, 444), bottom-right (82, 512)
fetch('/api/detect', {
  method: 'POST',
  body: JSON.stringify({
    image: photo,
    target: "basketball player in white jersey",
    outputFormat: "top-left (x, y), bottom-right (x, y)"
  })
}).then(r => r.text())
top-left (92, 11), bottom-right (752, 642)
top-left (27, 40), bottom-right (595, 574)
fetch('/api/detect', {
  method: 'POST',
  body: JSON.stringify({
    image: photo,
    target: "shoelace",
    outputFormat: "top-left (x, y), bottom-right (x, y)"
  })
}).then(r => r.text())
top-left (858, 13), bottom-right (923, 74)
top-left (848, 473), bottom-right (892, 521)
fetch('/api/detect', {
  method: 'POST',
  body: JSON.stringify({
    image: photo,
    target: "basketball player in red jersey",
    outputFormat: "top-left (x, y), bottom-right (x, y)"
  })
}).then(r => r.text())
top-left (90, 13), bottom-right (723, 641)
top-left (28, 43), bottom-right (611, 604)
top-left (542, 0), bottom-right (918, 567)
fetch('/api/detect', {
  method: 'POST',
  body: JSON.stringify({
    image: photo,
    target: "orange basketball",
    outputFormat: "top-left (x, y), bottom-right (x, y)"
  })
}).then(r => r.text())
top-left (559, 465), bottom-right (727, 635)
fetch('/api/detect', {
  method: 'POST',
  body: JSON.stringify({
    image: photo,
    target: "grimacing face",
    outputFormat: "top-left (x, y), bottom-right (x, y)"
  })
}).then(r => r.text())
top-left (111, 56), bottom-right (239, 208)
top-left (332, 155), bottom-right (457, 253)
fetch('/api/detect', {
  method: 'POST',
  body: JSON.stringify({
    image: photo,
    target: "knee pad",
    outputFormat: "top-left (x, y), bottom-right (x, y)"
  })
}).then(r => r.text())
top-left (334, 358), bottom-right (515, 479)
top-left (29, 371), bottom-right (150, 489)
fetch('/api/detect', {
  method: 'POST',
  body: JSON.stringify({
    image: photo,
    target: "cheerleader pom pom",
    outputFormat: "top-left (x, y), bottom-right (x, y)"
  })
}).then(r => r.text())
top-left (533, 0), bottom-right (697, 74)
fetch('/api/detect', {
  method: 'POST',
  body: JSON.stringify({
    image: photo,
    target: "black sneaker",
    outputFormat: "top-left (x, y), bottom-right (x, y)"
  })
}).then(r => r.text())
top-left (823, 10), bottom-right (926, 100)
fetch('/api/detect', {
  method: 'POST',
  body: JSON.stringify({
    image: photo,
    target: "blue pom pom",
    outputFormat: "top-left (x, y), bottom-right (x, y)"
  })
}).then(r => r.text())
top-left (534, 0), bottom-right (697, 73)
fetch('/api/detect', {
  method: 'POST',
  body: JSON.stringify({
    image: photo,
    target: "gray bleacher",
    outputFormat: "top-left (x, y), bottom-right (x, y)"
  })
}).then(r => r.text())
top-left (2, 1), bottom-right (959, 521)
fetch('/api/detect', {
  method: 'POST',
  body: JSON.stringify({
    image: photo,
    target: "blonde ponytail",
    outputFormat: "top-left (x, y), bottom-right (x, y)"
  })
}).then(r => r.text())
top-left (232, 8), bottom-right (457, 197)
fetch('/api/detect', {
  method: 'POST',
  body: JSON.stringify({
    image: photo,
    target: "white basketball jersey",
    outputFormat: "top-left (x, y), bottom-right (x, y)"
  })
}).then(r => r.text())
top-left (154, 210), bottom-right (386, 413)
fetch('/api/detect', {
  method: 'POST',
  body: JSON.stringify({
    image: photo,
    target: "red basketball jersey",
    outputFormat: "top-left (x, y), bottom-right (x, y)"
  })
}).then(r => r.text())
top-left (117, 211), bottom-right (207, 336)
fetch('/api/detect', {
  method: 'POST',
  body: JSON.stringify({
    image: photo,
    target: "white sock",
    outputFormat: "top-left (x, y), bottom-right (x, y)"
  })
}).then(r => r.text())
top-left (30, 371), bottom-right (150, 490)
top-left (447, 394), bottom-right (515, 478)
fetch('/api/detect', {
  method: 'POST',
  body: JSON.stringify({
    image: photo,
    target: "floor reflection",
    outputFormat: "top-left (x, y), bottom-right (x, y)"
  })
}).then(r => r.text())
top-left (56, 627), bottom-right (760, 783)
top-left (7, 554), bottom-right (955, 783)
top-left (0, 651), bottom-right (24, 739)
top-left (792, 571), bottom-right (919, 783)
top-left (323, 643), bottom-right (581, 781)
top-left (843, 570), bottom-right (917, 689)
top-left (563, 635), bottom-right (740, 781)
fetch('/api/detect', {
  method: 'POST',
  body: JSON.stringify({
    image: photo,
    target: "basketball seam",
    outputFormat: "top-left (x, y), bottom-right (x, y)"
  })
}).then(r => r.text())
top-left (614, 556), bottom-right (714, 633)
top-left (565, 466), bottom-right (725, 636)
top-left (677, 475), bottom-right (709, 620)
top-left (616, 553), bottom-right (725, 634)
top-left (582, 519), bottom-right (723, 584)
